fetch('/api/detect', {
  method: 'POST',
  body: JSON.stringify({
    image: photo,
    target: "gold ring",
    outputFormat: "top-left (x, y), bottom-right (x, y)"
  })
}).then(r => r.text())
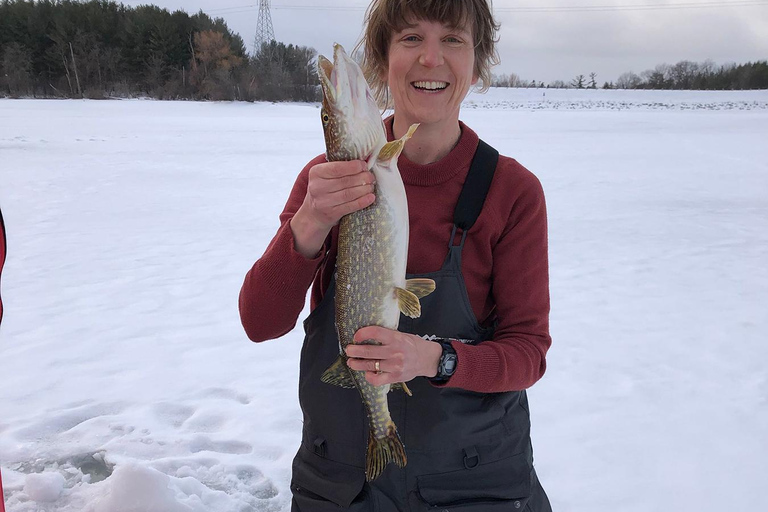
top-left (374, 360), bottom-right (380, 372)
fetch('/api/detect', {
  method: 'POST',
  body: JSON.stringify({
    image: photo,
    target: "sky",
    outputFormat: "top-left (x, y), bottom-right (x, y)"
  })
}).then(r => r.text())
top-left (119, 0), bottom-right (768, 84)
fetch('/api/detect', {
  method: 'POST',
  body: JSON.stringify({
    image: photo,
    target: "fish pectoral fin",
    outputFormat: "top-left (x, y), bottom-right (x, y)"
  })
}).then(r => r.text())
top-left (405, 278), bottom-right (436, 299)
top-left (377, 123), bottom-right (419, 163)
top-left (390, 382), bottom-right (413, 396)
top-left (395, 287), bottom-right (421, 318)
top-left (320, 355), bottom-right (356, 389)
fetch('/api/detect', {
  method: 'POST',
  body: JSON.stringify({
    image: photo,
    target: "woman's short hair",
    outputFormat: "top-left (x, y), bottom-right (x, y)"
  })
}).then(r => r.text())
top-left (355, 0), bottom-right (500, 108)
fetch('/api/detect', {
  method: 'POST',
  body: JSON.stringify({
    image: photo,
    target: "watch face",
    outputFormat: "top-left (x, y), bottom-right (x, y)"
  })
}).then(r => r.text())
top-left (442, 353), bottom-right (457, 375)
top-left (445, 354), bottom-right (456, 375)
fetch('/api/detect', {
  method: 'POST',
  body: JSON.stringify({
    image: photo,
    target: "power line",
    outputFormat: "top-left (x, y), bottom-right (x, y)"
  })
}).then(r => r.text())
top-left (206, 1), bottom-right (768, 15)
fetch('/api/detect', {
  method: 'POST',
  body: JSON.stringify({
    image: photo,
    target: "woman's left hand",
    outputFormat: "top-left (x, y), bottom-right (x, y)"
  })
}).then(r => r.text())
top-left (345, 326), bottom-right (443, 386)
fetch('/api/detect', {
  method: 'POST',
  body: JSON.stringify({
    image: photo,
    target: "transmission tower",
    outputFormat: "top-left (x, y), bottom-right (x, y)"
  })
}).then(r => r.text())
top-left (253, 0), bottom-right (276, 53)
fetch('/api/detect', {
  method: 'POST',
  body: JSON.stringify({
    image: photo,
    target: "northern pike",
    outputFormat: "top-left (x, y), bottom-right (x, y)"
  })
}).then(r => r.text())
top-left (316, 44), bottom-right (436, 481)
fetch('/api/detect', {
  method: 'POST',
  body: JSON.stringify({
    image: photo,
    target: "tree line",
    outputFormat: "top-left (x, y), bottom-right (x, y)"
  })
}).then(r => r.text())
top-left (493, 59), bottom-right (768, 90)
top-left (2, 1), bottom-right (765, 99)
top-left (0, 0), bottom-right (319, 101)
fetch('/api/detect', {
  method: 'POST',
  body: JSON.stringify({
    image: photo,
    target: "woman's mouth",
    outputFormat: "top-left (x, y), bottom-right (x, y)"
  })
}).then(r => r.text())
top-left (411, 81), bottom-right (449, 92)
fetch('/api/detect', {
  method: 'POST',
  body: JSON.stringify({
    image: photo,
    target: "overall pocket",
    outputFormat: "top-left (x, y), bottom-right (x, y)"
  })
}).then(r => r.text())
top-left (290, 444), bottom-right (369, 511)
top-left (416, 451), bottom-right (531, 511)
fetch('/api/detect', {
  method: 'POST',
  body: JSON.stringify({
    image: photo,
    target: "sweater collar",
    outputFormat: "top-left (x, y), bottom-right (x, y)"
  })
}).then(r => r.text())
top-left (384, 115), bottom-right (479, 187)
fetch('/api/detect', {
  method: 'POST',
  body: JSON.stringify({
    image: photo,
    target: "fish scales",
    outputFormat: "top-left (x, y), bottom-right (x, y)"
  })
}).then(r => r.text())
top-left (316, 44), bottom-right (435, 481)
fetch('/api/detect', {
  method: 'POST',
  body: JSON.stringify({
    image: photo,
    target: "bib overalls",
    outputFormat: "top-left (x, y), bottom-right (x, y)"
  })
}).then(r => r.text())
top-left (291, 141), bottom-right (552, 512)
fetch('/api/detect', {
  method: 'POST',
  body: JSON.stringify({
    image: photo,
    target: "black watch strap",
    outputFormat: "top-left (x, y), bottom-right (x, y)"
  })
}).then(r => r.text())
top-left (430, 338), bottom-right (458, 383)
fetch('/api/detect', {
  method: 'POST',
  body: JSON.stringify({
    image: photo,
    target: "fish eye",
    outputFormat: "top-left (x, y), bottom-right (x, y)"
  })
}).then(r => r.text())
top-left (322, 112), bottom-right (330, 125)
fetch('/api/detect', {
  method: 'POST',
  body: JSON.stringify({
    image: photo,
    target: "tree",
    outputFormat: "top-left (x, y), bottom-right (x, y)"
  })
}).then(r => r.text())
top-left (189, 29), bottom-right (243, 99)
top-left (249, 40), bottom-right (318, 101)
top-left (2, 42), bottom-right (33, 97)
top-left (588, 72), bottom-right (597, 89)
top-left (571, 74), bottom-right (585, 89)
top-left (616, 71), bottom-right (642, 89)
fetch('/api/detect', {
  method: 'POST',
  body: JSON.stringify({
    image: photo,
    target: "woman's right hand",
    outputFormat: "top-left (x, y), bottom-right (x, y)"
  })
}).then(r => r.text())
top-left (290, 160), bottom-right (376, 258)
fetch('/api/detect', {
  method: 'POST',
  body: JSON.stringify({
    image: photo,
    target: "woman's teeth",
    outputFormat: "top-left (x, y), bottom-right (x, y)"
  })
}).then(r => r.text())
top-left (413, 81), bottom-right (448, 91)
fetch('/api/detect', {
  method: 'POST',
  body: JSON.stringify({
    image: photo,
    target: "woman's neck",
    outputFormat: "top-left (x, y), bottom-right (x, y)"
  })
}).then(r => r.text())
top-left (392, 115), bottom-right (462, 165)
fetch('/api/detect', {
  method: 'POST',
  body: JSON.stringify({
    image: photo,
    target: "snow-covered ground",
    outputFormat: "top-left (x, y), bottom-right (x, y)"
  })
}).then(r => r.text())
top-left (1, 88), bottom-right (767, 512)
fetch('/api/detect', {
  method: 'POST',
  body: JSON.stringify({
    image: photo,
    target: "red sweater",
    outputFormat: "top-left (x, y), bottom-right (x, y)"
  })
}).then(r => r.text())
top-left (239, 119), bottom-right (551, 393)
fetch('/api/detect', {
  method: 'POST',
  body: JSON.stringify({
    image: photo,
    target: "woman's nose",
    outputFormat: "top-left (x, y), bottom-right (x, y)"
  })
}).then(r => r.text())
top-left (418, 39), bottom-right (444, 68)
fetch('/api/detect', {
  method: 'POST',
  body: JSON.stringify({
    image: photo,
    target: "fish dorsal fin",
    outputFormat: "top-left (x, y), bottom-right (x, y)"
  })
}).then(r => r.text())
top-left (405, 278), bottom-right (436, 299)
top-left (395, 286), bottom-right (421, 318)
top-left (390, 382), bottom-right (413, 396)
top-left (320, 355), bottom-right (356, 388)
top-left (377, 123), bottom-right (419, 163)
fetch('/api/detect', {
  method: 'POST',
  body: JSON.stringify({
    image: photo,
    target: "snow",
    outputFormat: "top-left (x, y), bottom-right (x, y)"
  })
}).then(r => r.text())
top-left (22, 472), bottom-right (65, 503)
top-left (1, 88), bottom-right (767, 511)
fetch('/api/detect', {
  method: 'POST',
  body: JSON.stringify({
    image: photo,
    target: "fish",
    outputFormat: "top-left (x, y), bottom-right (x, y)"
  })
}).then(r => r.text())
top-left (316, 44), bottom-right (436, 481)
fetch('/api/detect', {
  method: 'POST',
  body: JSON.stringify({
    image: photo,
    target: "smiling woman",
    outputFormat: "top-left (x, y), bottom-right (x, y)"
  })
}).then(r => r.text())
top-left (238, 1), bottom-right (553, 510)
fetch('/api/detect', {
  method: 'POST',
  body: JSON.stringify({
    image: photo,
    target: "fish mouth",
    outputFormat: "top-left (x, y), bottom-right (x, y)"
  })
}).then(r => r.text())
top-left (317, 43), bottom-right (383, 162)
top-left (318, 43), bottom-right (376, 110)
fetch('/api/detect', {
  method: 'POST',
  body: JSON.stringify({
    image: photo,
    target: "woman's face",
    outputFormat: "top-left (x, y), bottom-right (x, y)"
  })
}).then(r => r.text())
top-left (386, 18), bottom-right (478, 131)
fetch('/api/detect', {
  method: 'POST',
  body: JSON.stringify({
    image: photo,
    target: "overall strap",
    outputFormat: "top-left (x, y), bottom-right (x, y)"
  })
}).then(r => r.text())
top-left (449, 139), bottom-right (500, 248)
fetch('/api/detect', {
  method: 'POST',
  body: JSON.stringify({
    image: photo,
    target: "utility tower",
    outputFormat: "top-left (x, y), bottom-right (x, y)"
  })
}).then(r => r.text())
top-left (253, 0), bottom-right (276, 53)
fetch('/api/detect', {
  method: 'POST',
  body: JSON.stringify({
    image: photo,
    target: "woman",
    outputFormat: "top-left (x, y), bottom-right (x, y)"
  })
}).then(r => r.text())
top-left (239, 0), bottom-right (552, 510)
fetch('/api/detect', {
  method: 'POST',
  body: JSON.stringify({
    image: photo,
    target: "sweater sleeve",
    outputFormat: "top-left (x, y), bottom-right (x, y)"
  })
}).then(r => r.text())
top-left (238, 155), bottom-right (329, 342)
top-left (444, 170), bottom-right (551, 392)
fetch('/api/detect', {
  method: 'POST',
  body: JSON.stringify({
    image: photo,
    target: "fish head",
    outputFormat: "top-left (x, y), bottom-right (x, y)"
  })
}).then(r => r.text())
top-left (317, 43), bottom-right (384, 163)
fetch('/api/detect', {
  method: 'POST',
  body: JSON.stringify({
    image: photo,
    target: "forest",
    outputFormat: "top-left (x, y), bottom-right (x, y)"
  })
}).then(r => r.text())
top-left (1, 0), bottom-right (765, 99)
top-left (0, 0), bottom-right (319, 100)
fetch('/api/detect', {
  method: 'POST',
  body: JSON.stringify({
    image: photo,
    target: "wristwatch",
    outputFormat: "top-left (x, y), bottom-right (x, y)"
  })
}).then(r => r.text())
top-left (430, 338), bottom-right (458, 383)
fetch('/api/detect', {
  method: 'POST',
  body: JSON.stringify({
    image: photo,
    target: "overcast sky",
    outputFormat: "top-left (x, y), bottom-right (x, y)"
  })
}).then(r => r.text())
top-left (121, 0), bottom-right (768, 84)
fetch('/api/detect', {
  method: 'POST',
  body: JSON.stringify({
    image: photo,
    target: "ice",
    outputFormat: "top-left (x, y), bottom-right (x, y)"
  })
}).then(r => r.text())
top-left (22, 472), bottom-right (65, 503)
top-left (1, 88), bottom-right (767, 511)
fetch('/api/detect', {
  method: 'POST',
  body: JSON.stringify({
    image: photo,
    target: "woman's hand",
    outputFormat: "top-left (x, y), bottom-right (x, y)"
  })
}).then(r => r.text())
top-left (346, 325), bottom-right (443, 386)
top-left (290, 160), bottom-right (376, 258)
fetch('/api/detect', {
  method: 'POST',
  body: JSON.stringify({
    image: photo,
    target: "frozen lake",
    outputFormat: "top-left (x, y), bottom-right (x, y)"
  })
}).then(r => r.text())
top-left (1, 88), bottom-right (767, 511)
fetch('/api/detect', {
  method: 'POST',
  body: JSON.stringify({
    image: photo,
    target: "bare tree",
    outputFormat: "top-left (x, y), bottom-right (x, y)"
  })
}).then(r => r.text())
top-left (616, 71), bottom-right (642, 89)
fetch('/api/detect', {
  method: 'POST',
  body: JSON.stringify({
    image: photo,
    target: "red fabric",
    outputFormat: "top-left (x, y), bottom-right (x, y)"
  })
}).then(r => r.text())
top-left (0, 469), bottom-right (5, 512)
top-left (0, 206), bottom-right (5, 325)
top-left (239, 119), bottom-right (551, 393)
top-left (1, 206), bottom-right (6, 511)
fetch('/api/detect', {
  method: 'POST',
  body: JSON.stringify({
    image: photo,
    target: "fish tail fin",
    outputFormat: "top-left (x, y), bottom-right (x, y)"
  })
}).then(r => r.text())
top-left (366, 422), bottom-right (407, 481)
top-left (377, 123), bottom-right (419, 163)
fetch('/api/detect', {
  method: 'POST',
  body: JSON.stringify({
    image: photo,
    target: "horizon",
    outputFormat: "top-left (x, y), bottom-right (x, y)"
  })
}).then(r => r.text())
top-left (117, 0), bottom-right (768, 84)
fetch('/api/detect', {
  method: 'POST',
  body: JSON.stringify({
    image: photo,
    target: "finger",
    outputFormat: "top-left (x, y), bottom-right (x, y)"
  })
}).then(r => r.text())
top-left (345, 344), bottom-right (388, 360)
top-left (347, 357), bottom-right (386, 373)
top-left (315, 160), bottom-right (368, 179)
top-left (328, 192), bottom-right (376, 218)
top-left (318, 182), bottom-right (375, 206)
top-left (321, 172), bottom-right (376, 194)
top-left (354, 325), bottom-right (389, 344)
top-left (365, 371), bottom-right (393, 387)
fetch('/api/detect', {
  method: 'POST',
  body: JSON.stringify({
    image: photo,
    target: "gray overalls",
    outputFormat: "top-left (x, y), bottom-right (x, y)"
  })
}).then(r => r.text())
top-left (291, 141), bottom-right (552, 512)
